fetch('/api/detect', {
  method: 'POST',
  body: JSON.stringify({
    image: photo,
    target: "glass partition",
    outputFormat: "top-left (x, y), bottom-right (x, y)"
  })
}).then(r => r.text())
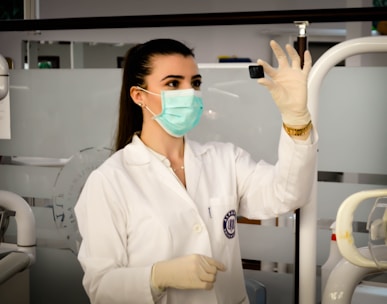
top-left (22, 40), bottom-right (135, 69)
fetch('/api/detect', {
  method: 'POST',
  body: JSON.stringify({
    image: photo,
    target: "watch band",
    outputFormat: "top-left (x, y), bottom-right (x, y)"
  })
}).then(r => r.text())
top-left (283, 120), bottom-right (312, 136)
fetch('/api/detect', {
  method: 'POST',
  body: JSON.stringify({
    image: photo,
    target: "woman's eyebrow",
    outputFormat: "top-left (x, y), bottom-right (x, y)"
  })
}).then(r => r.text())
top-left (161, 74), bottom-right (202, 81)
top-left (161, 75), bottom-right (184, 81)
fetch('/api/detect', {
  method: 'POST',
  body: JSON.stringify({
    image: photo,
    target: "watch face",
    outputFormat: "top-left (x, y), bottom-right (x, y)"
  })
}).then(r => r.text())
top-left (52, 147), bottom-right (112, 253)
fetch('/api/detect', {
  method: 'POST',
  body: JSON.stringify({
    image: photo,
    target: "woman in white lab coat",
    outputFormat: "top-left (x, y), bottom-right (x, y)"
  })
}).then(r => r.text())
top-left (75, 38), bottom-right (317, 304)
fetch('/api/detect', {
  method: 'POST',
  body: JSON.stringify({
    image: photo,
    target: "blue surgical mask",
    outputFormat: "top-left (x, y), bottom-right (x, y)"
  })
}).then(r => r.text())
top-left (137, 87), bottom-right (203, 137)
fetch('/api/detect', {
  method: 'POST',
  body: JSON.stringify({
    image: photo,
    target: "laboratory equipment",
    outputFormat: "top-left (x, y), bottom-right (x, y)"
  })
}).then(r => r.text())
top-left (321, 222), bottom-right (342, 294)
top-left (0, 190), bottom-right (36, 304)
top-left (0, 190), bottom-right (36, 263)
top-left (322, 189), bottom-right (387, 304)
top-left (301, 36), bottom-right (387, 304)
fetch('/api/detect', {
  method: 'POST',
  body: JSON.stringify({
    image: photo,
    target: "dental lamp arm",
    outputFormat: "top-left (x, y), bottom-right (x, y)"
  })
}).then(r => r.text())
top-left (0, 191), bottom-right (36, 264)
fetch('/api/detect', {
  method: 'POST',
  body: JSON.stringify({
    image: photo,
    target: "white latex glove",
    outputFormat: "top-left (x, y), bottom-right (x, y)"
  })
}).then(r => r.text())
top-left (257, 40), bottom-right (312, 126)
top-left (151, 254), bottom-right (226, 290)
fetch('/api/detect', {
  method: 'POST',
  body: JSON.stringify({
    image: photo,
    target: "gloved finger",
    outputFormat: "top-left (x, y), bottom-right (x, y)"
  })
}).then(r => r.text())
top-left (202, 282), bottom-right (215, 290)
top-left (302, 50), bottom-right (312, 75)
top-left (285, 44), bottom-right (301, 69)
top-left (198, 267), bottom-right (217, 283)
top-left (256, 60), bottom-right (276, 91)
top-left (196, 258), bottom-right (217, 283)
top-left (199, 256), bottom-right (217, 275)
top-left (203, 256), bottom-right (227, 272)
top-left (270, 40), bottom-right (289, 68)
top-left (257, 59), bottom-right (276, 79)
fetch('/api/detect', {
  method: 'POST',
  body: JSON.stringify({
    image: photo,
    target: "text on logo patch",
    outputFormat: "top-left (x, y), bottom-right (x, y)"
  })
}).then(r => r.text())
top-left (223, 209), bottom-right (236, 239)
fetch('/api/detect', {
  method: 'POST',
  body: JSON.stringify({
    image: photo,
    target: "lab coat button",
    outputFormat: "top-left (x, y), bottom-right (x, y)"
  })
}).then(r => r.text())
top-left (193, 224), bottom-right (202, 233)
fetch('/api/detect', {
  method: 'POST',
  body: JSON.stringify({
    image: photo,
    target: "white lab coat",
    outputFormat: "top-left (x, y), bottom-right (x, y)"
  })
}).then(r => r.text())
top-left (75, 128), bottom-right (318, 304)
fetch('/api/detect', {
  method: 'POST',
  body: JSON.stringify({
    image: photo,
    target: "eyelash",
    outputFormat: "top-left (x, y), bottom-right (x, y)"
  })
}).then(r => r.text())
top-left (192, 79), bottom-right (202, 89)
top-left (166, 80), bottom-right (179, 88)
top-left (166, 79), bottom-right (202, 89)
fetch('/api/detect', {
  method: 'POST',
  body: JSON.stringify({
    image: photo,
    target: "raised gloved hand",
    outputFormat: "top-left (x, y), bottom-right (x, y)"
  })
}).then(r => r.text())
top-left (151, 254), bottom-right (226, 290)
top-left (257, 40), bottom-right (312, 126)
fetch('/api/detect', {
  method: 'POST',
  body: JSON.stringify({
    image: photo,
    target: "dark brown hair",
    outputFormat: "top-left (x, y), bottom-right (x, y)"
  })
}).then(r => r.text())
top-left (114, 38), bottom-right (195, 151)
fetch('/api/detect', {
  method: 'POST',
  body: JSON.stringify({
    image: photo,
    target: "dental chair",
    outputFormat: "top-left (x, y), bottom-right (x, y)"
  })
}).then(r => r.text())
top-left (322, 189), bottom-right (387, 304)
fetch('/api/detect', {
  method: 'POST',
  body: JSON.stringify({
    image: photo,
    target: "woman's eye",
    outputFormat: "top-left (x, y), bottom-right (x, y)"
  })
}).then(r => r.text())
top-left (192, 79), bottom-right (202, 89)
top-left (167, 80), bottom-right (179, 88)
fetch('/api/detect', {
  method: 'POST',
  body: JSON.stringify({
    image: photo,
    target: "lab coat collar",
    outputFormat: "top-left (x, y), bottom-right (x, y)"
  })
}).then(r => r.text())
top-left (122, 134), bottom-right (152, 165)
top-left (122, 134), bottom-right (207, 200)
top-left (123, 134), bottom-right (209, 166)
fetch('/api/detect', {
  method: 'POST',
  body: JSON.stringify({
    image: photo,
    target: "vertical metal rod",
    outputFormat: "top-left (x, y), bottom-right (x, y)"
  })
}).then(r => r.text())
top-left (294, 20), bottom-right (309, 304)
top-left (297, 36), bottom-right (307, 68)
top-left (295, 21), bottom-right (309, 68)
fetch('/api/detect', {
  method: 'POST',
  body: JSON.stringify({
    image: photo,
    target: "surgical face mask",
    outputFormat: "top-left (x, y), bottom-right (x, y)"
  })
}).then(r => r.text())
top-left (137, 87), bottom-right (203, 137)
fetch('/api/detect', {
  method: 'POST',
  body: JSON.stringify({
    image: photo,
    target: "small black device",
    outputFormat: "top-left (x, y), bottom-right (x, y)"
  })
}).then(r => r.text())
top-left (248, 65), bottom-right (264, 79)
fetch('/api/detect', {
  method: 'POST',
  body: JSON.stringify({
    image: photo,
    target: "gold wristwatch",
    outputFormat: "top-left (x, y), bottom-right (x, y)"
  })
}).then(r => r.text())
top-left (283, 120), bottom-right (312, 136)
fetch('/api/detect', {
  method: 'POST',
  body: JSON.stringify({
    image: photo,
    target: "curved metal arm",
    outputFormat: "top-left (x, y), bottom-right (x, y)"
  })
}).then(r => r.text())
top-left (0, 190), bottom-right (36, 263)
top-left (299, 36), bottom-right (387, 304)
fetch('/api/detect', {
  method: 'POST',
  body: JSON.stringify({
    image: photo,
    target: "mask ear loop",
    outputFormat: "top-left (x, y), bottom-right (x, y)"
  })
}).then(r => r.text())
top-left (135, 86), bottom-right (159, 117)
top-left (135, 101), bottom-right (157, 117)
top-left (136, 86), bottom-right (160, 96)
top-left (136, 86), bottom-right (161, 118)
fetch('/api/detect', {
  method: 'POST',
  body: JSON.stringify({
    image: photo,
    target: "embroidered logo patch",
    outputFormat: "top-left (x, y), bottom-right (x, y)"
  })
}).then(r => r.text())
top-left (223, 209), bottom-right (236, 239)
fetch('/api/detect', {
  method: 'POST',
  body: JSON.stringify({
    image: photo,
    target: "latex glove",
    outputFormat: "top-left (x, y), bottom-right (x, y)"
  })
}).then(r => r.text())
top-left (257, 40), bottom-right (312, 126)
top-left (151, 254), bottom-right (226, 290)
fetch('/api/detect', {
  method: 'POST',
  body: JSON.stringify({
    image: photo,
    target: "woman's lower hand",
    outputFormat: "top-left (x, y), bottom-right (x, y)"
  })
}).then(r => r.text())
top-left (151, 254), bottom-right (226, 290)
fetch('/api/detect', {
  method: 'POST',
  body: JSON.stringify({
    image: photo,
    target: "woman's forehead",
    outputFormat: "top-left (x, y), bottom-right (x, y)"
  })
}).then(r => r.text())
top-left (149, 54), bottom-right (199, 76)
